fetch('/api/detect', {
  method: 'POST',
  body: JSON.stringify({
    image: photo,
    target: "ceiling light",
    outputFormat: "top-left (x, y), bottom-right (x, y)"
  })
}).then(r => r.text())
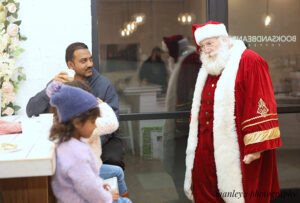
top-left (265, 15), bottom-right (271, 26)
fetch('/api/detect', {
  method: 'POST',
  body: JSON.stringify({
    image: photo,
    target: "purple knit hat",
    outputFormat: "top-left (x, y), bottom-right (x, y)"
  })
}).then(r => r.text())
top-left (46, 81), bottom-right (98, 122)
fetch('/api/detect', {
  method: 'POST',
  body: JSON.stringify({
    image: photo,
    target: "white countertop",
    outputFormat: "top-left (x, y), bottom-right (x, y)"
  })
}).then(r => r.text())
top-left (123, 85), bottom-right (162, 95)
top-left (0, 114), bottom-right (56, 178)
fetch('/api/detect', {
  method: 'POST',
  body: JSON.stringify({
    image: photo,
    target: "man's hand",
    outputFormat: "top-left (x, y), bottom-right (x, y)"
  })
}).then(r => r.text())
top-left (243, 151), bottom-right (262, 164)
top-left (140, 78), bottom-right (148, 86)
top-left (53, 72), bottom-right (74, 83)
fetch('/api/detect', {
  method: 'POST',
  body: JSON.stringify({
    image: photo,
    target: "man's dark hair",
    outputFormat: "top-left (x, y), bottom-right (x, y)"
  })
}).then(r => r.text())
top-left (151, 46), bottom-right (162, 54)
top-left (243, 40), bottom-right (249, 49)
top-left (65, 42), bottom-right (89, 64)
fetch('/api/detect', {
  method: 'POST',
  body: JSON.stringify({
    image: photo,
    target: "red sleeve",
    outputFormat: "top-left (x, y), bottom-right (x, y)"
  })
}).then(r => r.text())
top-left (177, 53), bottom-right (200, 107)
top-left (238, 50), bottom-right (282, 155)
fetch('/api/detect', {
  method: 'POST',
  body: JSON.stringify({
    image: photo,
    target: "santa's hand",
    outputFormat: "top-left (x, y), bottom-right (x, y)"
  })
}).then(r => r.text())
top-left (243, 151), bottom-right (262, 164)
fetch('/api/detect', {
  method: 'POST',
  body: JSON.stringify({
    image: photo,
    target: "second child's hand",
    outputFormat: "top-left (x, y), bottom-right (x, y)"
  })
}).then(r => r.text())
top-left (97, 98), bottom-right (103, 104)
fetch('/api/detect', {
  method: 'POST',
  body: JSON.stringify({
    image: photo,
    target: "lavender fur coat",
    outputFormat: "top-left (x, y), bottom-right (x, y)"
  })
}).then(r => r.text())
top-left (51, 138), bottom-right (112, 203)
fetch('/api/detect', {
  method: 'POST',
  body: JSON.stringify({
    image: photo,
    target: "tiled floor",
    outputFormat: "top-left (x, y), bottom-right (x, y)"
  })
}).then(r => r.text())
top-left (276, 149), bottom-right (300, 189)
top-left (271, 149), bottom-right (300, 203)
top-left (121, 114), bottom-right (300, 202)
top-left (124, 157), bottom-right (180, 203)
top-left (123, 147), bottom-right (300, 203)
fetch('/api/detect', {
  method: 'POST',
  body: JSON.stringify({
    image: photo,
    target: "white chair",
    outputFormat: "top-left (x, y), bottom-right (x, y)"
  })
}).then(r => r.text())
top-left (119, 103), bottom-right (135, 155)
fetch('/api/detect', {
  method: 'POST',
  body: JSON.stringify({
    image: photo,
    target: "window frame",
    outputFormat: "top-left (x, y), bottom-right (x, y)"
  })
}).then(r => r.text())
top-left (92, 0), bottom-right (300, 121)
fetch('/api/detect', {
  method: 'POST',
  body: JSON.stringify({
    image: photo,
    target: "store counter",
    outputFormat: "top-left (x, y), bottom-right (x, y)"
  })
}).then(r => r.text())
top-left (0, 114), bottom-right (55, 203)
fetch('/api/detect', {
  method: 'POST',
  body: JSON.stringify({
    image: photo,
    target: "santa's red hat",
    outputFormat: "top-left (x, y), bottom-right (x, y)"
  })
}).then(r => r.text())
top-left (192, 21), bottom-right (228, 52)
top-left (162, 35), bottom-right (183, 62)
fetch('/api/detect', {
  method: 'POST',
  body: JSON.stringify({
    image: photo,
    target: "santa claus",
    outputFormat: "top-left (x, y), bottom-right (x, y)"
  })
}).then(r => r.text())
top-left (184, 21), bottom-right (282, 203)
top-left (163, 35), bottom-right (201, 135)
top-left (162, 35), bottom-right (201, 200)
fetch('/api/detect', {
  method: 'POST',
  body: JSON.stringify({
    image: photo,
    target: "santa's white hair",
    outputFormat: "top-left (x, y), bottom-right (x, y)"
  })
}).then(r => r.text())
top-left (200, 36), bottom-right (233, 76)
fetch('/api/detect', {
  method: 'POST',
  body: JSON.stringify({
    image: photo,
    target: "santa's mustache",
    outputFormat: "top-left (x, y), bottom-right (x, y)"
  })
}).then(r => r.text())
top-left (200, 46), bottom-right (230, 76)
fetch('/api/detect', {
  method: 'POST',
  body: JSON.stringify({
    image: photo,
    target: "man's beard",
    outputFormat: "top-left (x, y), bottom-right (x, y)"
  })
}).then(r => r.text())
top-left (200, 43), bottom-right (231, 76)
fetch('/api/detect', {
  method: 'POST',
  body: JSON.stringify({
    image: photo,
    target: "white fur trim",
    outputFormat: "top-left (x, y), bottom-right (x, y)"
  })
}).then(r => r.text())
top-left (213, 40), bottom-right (246, 203)
top-left (184, 40), bottom-right (246, 203)
top-left (184, 67), bottom-right (208, 201)
top-left (161, 41), bottom-right (168, 52)
top-left (194, 24), bottom-right (228, 45)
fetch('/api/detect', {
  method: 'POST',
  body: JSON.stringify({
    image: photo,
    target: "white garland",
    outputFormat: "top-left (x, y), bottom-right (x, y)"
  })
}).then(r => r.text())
top-left (0, 0), bottom-right (26, 116)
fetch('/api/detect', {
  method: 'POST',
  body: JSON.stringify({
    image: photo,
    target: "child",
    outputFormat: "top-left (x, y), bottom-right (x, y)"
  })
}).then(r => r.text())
top-left (48, 81), bottom-right (130, 203)
top-left (63, 81), bottom-right (129, 198)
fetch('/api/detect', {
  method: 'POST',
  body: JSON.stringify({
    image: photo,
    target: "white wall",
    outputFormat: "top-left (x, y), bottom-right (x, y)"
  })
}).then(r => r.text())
top-left (16, 0), bottom-right (92, 115)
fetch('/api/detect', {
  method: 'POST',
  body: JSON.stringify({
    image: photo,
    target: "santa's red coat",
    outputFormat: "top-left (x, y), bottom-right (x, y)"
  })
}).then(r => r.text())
top-left (176, 53), bottom-right (200, 108)
top-left (184, 40), bottom-right (282, 203)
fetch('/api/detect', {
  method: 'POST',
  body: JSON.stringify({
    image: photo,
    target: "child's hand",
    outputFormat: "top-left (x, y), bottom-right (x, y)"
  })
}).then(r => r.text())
top-left (97, 98), bottom-right (103, 104)
top-left (243, 151), bottom-right (262, 164)
top-left (110, 190), bottom-right (119, 201)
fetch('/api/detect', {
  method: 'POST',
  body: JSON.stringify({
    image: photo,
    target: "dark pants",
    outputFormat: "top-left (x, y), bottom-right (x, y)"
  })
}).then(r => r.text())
top-left (101, 136), bottom-right (125, 170)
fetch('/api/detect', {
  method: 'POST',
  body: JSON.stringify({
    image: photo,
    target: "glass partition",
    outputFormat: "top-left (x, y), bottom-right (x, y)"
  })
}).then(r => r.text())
top-left (96, 1), bottom-right (300, 202)
top-left (229, 1), bottom-right (300, 201)
top-left (97, 0), bottom-right (206, 114)
top-left (118, 113), bottom-right (300, 202)
top-left (119, 118), bottom-right (190, 202)
top-left (229, 0), bottom-right (300, 105)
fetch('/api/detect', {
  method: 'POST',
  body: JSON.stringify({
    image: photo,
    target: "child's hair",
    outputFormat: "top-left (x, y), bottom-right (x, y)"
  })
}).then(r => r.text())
top-left (49, 107), bottom-right (100, 144)
top-left (65, 80), bottom-right (93, 93)
top-left (46, 81), bottom-right (99, 144)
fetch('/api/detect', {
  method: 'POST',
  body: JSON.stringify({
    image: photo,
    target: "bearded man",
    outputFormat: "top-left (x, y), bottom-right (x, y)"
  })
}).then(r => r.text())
top-left (184, 21), bottom-right (282, 203)
top-left (26, 42), bottom-right (125, 170)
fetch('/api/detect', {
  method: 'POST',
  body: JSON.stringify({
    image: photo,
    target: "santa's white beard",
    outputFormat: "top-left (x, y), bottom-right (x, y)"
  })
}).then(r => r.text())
top-left (200, 44), bottom-right (231, 76)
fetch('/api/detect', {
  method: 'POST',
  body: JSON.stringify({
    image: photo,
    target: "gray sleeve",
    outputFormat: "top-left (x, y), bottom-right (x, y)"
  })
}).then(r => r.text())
top-left (100, 135), bottom-right (110, 146)
top-left (26, 88), bottom-right (50, 117)
top-left (100, 81), bottom-right (120, 145)
top-left (104, 83), bottom-right (119, 119)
